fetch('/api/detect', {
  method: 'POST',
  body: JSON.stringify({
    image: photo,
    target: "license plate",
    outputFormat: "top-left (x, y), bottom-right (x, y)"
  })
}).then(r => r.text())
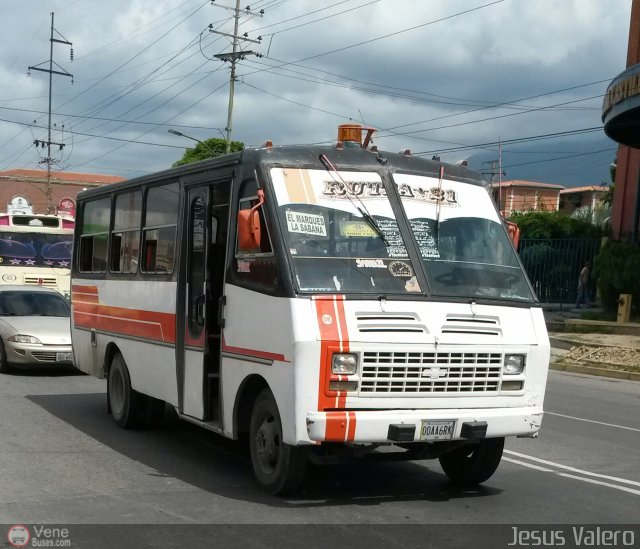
top-left (56, 352), bottom-right (73, 362)
top-left (420, 420), bottom-right (456, 441)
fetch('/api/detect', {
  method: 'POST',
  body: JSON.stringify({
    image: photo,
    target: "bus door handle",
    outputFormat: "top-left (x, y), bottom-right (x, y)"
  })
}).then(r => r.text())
top-left (218, 295), bottom-right (226, 329)
top-left (194, 295), bottom-right (206, 326)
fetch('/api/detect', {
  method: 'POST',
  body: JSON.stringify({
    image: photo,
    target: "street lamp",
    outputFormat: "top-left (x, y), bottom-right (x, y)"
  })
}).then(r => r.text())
top-left (167, 129), bottom-right (217, 156)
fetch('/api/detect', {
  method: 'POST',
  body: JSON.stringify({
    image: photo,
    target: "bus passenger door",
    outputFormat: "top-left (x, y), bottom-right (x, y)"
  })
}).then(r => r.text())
top-left (181, 183), bottom-right (228, 421)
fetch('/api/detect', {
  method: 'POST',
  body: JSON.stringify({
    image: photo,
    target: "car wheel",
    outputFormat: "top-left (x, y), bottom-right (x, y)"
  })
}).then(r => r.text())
top-left (0, 339), bottom-right (11, 374)
top-left (108, 352), bottom-right (164, 429)
top-left (249, 388), bottom-right (307, 496)
top-left (439, 437), bottom-right (504, 486)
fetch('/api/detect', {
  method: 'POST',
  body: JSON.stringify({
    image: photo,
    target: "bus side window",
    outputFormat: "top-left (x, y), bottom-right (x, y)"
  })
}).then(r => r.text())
top-left (141, 182), bottom-right (178, 275)
top-left (79, 197), bottom-right (110, 273)
top-left (111, 190), bottom-right (141, 274)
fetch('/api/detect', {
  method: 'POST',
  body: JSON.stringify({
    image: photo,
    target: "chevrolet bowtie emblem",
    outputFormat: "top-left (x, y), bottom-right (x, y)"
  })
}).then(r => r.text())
top-left (421, 367), bottom-right (448, 379)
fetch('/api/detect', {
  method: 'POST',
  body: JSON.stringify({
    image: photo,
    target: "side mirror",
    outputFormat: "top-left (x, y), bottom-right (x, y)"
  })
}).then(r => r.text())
top-left (237, 189), bottom-right (265, 253)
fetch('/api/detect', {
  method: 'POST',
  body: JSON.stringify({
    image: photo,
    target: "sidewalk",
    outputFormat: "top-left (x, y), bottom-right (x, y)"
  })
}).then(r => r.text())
top-left (542, 304), bottom-right (640, 382)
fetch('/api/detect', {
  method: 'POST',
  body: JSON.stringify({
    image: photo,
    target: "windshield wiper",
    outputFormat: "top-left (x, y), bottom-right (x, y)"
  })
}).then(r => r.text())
top-left (319, 154), bottom-right (389, 246)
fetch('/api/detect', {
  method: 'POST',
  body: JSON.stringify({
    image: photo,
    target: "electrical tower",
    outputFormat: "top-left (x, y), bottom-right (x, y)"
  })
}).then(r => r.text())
top-left (28, 12), bottom-right (73, 213)
top-left (210, 0), bottom-right (263, 152)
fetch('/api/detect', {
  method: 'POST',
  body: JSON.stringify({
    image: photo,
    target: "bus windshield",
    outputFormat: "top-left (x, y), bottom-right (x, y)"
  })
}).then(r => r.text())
top-left (271, 167), bottom-right (534, 302)
top-left (271, 168), bottom-right (421, 294)
top-left (0, 232), bottom-right (73, 268)
top-left (392, 173), bottom-right (534, 303)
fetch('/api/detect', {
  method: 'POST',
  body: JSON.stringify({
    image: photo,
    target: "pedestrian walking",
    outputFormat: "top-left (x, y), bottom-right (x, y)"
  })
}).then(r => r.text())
top-left (575, 260), bottom-right (591, 308)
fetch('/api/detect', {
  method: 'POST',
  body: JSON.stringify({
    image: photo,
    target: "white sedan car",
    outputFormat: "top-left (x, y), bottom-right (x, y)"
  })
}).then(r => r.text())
top-left (0, 285), bottom-right (73, 372)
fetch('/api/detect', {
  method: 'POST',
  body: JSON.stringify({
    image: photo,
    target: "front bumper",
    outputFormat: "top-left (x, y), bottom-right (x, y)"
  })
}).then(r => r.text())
top-left (306, 406), bottom-right (544, 443)
top-left (5, 342), bottom-right (73, 367)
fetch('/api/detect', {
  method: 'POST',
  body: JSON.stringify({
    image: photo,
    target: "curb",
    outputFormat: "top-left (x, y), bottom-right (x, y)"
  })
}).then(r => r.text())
top-left (550, 361), bottom-right (640, 381)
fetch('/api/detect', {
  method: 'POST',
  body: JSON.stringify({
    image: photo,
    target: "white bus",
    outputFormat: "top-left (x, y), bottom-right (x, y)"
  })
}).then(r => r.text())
top-left (71, 125), bottom-right (549, 495)
top-left (0, 212), bottom-right (74, 297)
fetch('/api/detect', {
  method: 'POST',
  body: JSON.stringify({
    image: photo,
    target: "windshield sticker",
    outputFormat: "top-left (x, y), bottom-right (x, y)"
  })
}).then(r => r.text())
top-left (322, 180), bottom-right (386, 199)
top-left (355, 259), bottom-right (386, 269)
top-left (339, 220), bottom-right (377, 237)
top-left (410, 219), bottom-right (440, 259)
top-left (285, 210), bottom-right (327, 236)
top-left (237, 259), bottom-right (252, 273)
top-left (375, 219), bottom-right (409, 258)
top-left (404, 276), bottom-right (421, 292)
top-left (389, 261), bottom-right (413, 278)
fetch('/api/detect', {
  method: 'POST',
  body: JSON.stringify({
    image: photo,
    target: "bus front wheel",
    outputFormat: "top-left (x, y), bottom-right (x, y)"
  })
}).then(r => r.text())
top-left (249, 389), bottom-right (307, 496)
top-left (108, 352), bottom-right (164, 429)
top-left (439, 437), bottom-right (504, 486)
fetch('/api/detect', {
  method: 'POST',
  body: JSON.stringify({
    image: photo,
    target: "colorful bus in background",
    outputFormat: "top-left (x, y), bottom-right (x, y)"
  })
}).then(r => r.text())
top-left (0, 213), bottom-right (74, 297)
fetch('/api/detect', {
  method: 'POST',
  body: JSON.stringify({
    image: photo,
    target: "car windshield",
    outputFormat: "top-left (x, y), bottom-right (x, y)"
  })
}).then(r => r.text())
top-left (0, 232), bottom-right (72, 267)
top-left (0, 291), bottom-right (70, 317)
top-left (272, 167), bottom-right (421, 294)
top-left (392, 173), bottom-right (535, 302)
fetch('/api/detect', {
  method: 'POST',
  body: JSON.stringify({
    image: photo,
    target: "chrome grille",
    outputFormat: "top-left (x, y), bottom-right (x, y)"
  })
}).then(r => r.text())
top-left (360, 351), bottom-right (502, 394)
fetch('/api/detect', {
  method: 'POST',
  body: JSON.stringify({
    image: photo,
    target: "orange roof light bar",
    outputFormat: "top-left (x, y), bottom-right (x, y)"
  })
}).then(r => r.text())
top-left (337, 124), bottom-right (376, 149)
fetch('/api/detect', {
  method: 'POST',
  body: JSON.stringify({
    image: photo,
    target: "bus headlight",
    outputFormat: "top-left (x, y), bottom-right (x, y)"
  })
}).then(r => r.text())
top-left (503, 354), bottom-right (525, 375)
top-left (8, 335), bottom-right (42, 344)
top-left (332, 353), bottom-right (358, 375)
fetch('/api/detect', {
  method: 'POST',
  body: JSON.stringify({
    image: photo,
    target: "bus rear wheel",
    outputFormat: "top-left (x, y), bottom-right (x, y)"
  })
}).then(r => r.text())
top-left (108, 352), bottom-right (164, 429)
top-left (439, 437), bottom-right (504, 486)
top-left (249, 389), bottom-right (307, 496)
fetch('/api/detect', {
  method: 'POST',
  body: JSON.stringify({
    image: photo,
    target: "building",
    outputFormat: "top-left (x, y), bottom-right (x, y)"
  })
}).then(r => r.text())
top-left (0, 169), bottom-right (125, 217)
top-left (559, 186), bottom-right (609, 214)
top-left (602, 0), bottom-right (640, 240)
top-left (491, 180), bottom-right (564, 217)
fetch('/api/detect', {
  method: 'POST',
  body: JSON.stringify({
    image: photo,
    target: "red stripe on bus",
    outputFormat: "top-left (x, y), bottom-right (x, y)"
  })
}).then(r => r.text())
top-left (72, 284), bottom-right (98, 294)
top-left (73, 302), bottom-right (176, 343)
top-left (325, 411), bottom-right (348, 441)
top-left (72, 293), bottom-right (99, 304)
top-left (346, 411), bottom-right (357, 442)
top-left (313, 295), bottom-right (350, 411)
top-left (221, 335), bottom-right (289, 363)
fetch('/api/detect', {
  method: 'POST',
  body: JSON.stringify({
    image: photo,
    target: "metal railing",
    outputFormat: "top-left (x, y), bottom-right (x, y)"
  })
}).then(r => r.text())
top-left (518, 238), bottom-right (601, 305)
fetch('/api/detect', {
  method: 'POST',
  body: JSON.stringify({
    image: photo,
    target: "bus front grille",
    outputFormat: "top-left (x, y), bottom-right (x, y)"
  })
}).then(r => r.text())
top-left (360, 351), bottom-right (502, 394)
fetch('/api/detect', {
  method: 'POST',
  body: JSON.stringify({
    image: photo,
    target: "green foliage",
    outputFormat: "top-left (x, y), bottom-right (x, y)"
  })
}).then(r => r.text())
top-left (172, 137), bottom-right (244, 167)
top-left (508, 210), bottom-right (604, 239)
top-left (593, 240), bottom-right (640, 313)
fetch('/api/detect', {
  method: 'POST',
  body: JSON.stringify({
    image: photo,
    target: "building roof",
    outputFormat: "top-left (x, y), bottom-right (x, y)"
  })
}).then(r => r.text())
top-left (0, 169), bottom-right (125, 185)
top-left (559, 185), bottom-right (608, 194)
top-left (491, 179), bottom-right (564, 190)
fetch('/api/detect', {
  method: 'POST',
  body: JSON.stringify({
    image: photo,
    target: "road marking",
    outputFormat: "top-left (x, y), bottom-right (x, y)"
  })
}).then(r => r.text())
top-left (558, 473), bottom-right (640, 497)
top-left (505, 449), bottom-right (640, 488)
top-left (503, 457), bottom-right (552, 472)
top-left (546, 411), bottom-right (640, 433)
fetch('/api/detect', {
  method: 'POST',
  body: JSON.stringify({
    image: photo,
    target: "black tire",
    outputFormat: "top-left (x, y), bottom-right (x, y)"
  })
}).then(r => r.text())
top-left (108, 352), bottom-right (164, 429)
top-left (0, 339), bottom-right (10, 374)
top-left (249, 388), bottom-right (307, 496)
top-left (439, 437), bottom-right (505, 486)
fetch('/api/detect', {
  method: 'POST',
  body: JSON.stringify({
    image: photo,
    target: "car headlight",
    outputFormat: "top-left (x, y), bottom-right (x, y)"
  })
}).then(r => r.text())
top-left (332, 353), bottom-right (358, 375)
top-left (8, 335), bottom-right (42, 344)
top-left (504, 354), bottom-right (525, 375)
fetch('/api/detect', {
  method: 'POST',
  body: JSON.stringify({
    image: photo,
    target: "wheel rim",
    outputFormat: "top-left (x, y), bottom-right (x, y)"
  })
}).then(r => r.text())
top-left (110, 366), bottom-right (125, 418)
top-left (253, 413), bottom-right (281, 476)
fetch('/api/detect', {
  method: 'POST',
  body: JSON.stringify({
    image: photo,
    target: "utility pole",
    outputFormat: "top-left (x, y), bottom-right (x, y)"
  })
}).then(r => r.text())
top-left (482, 153), bottom-right (506, 211)
top-left (210, 1), bottom-right (262, 152)
top-left (28, 12), bottom-right (73, 213)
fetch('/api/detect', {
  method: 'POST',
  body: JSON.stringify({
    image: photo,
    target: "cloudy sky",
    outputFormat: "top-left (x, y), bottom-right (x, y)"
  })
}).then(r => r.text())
top-left (0, 0), bottom-right (632, 186)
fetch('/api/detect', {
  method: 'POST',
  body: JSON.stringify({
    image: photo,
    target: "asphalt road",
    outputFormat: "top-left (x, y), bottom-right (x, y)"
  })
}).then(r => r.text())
top-left (0, 367), bottom-right (638, 547)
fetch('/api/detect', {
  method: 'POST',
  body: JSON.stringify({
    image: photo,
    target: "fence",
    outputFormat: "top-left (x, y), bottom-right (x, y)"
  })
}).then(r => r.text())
top-left (517, 238), bottom-right (602, 305)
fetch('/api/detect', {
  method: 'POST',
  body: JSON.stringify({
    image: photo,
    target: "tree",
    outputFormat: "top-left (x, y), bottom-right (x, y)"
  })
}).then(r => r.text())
top-left (172, 137), bottom-right (244, 167)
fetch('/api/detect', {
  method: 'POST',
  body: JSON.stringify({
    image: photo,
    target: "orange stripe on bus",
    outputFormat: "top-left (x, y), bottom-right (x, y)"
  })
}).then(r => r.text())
top-left (325, 412), bottom-right (348, 441)
top-left (346, 411), bottom-right (357, 442)
top-left (71, 284), bottom-right (98, 294)
top-left (73, 302), bottom-right (176, 343)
